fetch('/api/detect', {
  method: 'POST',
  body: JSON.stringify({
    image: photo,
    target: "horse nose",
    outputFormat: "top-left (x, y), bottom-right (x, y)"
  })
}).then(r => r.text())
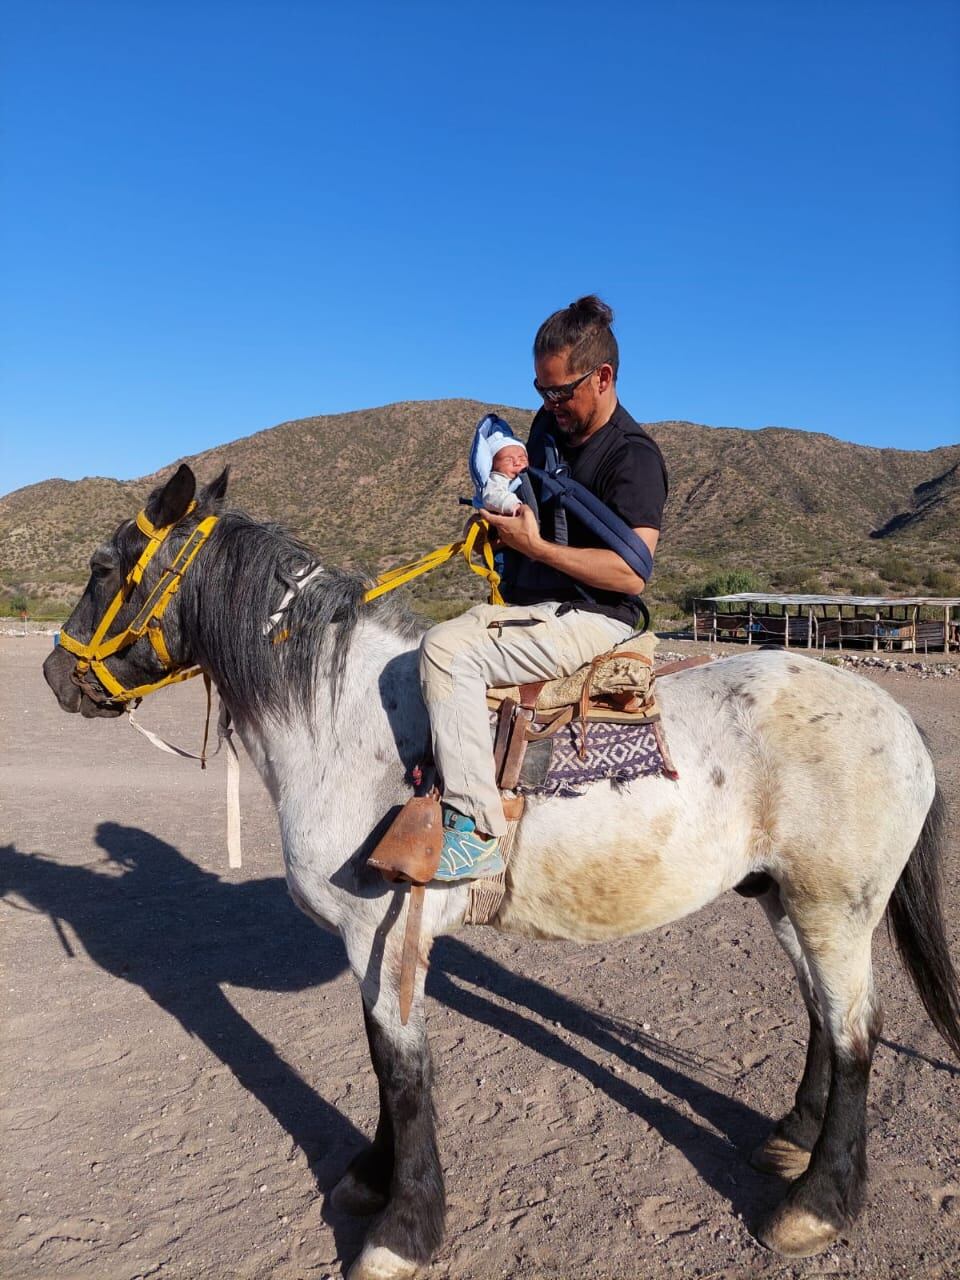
top-left (43, 645), bottom-right (82, 713)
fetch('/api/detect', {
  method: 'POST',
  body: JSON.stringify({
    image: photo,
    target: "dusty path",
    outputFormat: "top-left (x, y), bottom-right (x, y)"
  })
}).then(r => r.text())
top-left (2, 635), bottom-right (958, 1280)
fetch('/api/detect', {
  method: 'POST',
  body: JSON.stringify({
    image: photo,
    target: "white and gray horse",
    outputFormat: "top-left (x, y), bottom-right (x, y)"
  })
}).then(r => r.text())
top-left (43, 466), bottom-right (960, 1277)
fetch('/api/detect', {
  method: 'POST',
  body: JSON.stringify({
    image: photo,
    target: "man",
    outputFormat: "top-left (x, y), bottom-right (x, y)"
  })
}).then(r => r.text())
top-left (419, 295), bottom-right (668, 880)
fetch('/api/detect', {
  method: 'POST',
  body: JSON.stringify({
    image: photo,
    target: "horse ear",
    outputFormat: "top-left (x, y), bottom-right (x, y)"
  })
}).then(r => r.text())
top-left (198, 466), bottom-right (230, 510)
top-left (146, 464), bottom-right (196, 529)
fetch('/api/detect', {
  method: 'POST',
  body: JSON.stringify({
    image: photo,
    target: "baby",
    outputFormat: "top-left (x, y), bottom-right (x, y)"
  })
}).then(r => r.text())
top-left (481, 433), bottom-right (528, 515)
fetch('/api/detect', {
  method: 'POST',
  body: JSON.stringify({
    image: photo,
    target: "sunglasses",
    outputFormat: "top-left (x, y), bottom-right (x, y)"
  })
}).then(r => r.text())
top-left (533, 364), bottom-right (601, 405)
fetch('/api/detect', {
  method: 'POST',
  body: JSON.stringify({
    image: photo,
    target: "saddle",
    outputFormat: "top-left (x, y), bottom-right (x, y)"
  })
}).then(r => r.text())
top-left (487, 634), bottom-right (661, 791)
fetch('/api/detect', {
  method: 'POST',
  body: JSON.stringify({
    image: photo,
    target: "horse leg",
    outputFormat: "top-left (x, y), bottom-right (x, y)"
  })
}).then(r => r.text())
top-left (759, 915), bottom-right (882, 1258)
top-left (330, 1005), bottom-right (395, 1216)
top-left (342, 923), bottom-right (445, 1280)
top-left (751, 886), bottom-right (830, 1180)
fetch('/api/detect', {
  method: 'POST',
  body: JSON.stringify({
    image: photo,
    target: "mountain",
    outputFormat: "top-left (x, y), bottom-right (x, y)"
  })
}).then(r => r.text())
top-left (2, 400), bottom-right (958, 617)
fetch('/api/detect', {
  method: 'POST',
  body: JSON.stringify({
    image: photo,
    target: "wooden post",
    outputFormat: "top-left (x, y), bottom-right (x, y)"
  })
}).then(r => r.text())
top-left (748, 604), bottom-right (753, 645)
top-left (693, 600), bottom-right (698, 643)
top-left (946, 604), bottom-right (951, 654)
top-left (873, 608), bottom-right (880, 652)
top-left (807, 607), bottom-right (813, 649)
top-left (784, 605), bottom-right (790, 648)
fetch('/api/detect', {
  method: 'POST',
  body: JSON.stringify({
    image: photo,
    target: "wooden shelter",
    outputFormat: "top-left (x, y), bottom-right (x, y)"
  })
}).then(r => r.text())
top-left (692, 594), bottom-right (960, 653)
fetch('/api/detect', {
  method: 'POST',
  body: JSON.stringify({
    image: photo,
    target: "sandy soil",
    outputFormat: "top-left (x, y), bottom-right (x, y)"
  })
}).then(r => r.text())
top-left (2, 634), bottom-right (958, 1280)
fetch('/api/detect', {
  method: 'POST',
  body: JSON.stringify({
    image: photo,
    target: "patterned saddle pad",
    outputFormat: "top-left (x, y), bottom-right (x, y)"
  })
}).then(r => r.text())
top-left (491, 713), bottom-right (677, 798)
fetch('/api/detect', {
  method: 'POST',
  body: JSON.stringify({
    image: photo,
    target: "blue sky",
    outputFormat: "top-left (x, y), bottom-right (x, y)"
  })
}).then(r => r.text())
top-left (2, 0), bottom-right (958, 494)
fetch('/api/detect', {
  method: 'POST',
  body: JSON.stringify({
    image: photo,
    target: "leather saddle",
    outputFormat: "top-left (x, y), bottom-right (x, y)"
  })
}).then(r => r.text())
top-left (487, 642), bottom-right (660, 790)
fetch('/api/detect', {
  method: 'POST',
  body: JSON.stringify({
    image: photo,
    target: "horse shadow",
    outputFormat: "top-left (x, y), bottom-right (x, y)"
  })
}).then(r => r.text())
top-left (2, 824), bottom-right (783, 1252)
top-left (0, 824), bottom-right (361, 1186)
top-left (429, 937), bottom-right (783, 1227)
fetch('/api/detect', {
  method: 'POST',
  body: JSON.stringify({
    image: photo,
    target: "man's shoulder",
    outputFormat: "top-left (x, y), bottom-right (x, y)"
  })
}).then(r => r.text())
top-left (600, 405), bottom-right (667, 471)
top-left (608, 404), bottom-right (662, 448)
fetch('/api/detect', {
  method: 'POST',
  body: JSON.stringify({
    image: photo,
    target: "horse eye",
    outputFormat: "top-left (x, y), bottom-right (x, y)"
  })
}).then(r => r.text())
top-left (90, 549), bottom-right (119, 575)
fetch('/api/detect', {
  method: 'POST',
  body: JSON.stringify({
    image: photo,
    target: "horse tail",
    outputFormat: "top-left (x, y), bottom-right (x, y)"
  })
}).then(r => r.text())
top-left (886, 785), bottom-right (960, 1060)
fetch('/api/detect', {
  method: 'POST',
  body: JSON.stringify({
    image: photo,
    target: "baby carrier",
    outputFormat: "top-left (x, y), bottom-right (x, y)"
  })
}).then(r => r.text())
top-left (470, 413), bottom-right (655, 627)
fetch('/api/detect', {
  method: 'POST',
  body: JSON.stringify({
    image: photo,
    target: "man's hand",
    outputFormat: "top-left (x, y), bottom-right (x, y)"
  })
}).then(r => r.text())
top-left (482, 505), bottom-right (543, 558)
top-left (483, 505), bottom-right (656, 597)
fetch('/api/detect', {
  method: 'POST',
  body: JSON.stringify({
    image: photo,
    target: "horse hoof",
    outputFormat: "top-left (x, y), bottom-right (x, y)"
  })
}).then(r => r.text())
top-left (758, 1203), bottom-right (840, 1257)
top-left (329, 1171), bottom-right (388, 1217)
top-left (347, 1245), bottom-right (418, 1280)
top-left (750, 1135), bottom-right (812, 1180)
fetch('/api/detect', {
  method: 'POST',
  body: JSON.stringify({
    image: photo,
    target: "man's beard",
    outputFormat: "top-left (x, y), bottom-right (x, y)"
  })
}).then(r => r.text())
top-left (553, 415), bottom-right (588, 444)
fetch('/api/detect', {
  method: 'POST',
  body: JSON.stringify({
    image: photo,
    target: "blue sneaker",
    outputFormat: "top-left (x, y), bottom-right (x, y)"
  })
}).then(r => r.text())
top-left (435, 807), bottom-right (506, 882)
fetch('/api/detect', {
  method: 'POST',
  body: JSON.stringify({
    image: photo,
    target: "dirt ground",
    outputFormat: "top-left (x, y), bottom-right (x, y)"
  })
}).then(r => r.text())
top-left (2, 634), bottom-right (958, 1280)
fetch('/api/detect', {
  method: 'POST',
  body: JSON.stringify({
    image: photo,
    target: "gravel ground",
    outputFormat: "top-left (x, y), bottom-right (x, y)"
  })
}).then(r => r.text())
top-left (2, 634), bottom-right (958, 1280)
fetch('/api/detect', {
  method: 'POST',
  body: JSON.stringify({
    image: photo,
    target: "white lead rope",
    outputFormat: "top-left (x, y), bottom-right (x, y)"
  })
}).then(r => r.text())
top-left (126, 695), bottom-right (244, 869)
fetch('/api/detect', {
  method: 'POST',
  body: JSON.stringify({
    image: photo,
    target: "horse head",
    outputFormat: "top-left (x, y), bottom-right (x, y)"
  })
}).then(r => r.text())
top-left (43, 463), bottom-right (229, 718)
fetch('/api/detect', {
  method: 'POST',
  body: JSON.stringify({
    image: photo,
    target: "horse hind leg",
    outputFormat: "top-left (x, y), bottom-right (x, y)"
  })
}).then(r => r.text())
top-left (751, 885), bottom-right (830, 1181)
top-left (759, 906), bottom-right (882, 1258)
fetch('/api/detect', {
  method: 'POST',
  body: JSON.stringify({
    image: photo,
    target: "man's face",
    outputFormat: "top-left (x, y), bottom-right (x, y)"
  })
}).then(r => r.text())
top-left (534, 349), bottom-right (604, 442)
top-left (491, 445), bottom-right (528, 478)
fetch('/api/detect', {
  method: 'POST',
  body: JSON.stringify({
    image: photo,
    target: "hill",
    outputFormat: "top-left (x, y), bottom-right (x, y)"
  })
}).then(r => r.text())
top-left (2, 400), bottom-right (958, 618)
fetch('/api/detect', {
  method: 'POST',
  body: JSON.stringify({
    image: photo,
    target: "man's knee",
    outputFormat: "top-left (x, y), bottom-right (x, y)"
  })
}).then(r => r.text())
top-left (419, 613), bottom-right (488, 691)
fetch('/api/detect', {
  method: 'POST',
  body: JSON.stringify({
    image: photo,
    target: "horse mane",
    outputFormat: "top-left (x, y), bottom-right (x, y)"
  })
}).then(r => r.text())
top-left (181, 507), bottom-right (426, 721)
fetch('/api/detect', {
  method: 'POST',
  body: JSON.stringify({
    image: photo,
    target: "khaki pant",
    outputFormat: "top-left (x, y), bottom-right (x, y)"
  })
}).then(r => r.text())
top-left (419, 603), bottom-right (634, 837)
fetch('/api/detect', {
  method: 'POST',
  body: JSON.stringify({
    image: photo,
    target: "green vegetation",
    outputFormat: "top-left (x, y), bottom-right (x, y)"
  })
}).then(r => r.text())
top-left (680, 568), bottom-right (766, 615)
top-left (923, 568), bottom-right (959, 595)
top-left (877, 554), bottom-right (919, 586)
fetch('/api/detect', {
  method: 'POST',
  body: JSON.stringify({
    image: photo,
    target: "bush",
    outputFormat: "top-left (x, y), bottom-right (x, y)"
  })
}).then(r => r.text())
top-left (681, 568), bottom-right (766, 615)
top-left (877, 555), bottom-right (918, 585)
top-left (923, 568), bottom-right (959, 594)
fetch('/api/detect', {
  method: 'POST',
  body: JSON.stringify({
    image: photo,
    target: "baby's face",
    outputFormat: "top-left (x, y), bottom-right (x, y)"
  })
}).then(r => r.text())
top-left (492, 445), bottom-right (528, 478)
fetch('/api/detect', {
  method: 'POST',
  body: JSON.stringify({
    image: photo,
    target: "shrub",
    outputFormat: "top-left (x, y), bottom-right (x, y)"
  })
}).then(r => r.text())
top-left (923, 568), bottom-right (959, 595)
top-left (877, 555), bottom-right (918, 585)
top-left (681, 568), bottom-right (766, 615)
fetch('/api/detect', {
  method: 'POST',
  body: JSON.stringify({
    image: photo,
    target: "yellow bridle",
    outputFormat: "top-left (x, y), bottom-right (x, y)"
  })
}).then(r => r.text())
top-left (58, 503), bottom-right (220, 704)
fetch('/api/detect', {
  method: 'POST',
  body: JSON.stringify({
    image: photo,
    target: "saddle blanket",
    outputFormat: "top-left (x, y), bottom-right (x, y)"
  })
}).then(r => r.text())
top-left (508, 718), bottom-right (675, 798)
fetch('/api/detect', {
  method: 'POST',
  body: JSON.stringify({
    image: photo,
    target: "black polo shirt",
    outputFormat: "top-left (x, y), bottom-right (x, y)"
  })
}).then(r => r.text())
top-left (502, 402), bottom-right (668, 624)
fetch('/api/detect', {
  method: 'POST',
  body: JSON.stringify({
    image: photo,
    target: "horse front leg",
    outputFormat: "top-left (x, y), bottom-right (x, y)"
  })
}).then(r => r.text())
top-left (341, 917), bottom-right (445, 1280)
top-left (330, 1005), bottom-right (396, 1217)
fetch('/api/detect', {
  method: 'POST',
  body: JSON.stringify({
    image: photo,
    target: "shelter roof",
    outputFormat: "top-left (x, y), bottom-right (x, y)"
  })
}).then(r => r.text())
top-left (698, 593), bottom-right (960, 607)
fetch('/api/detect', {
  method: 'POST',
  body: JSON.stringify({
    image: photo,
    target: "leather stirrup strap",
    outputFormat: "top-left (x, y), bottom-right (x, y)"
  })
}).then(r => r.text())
top-left (399, 883), bottom-right (426, 1025)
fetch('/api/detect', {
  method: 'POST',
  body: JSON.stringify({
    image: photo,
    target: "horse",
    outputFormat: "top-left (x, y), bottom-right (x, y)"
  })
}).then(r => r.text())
top-left (42, 464), bottom-right (960, 1279)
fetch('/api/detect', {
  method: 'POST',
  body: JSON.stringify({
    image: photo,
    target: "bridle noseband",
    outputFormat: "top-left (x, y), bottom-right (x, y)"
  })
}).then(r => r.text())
top-left (59, 502), bottom-right (219, 705)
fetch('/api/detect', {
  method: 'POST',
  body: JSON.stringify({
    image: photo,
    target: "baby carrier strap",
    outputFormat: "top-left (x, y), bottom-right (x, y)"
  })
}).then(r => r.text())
top-left (529, 434), bottom-right (655, 584)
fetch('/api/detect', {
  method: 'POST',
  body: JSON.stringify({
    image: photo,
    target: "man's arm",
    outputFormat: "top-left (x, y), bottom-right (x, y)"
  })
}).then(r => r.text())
top-left (484, 506), bottom-right (658, 594)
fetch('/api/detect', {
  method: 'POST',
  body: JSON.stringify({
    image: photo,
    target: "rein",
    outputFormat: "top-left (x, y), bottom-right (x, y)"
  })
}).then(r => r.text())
top-left (362, 518), bottom-right (503, 605)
